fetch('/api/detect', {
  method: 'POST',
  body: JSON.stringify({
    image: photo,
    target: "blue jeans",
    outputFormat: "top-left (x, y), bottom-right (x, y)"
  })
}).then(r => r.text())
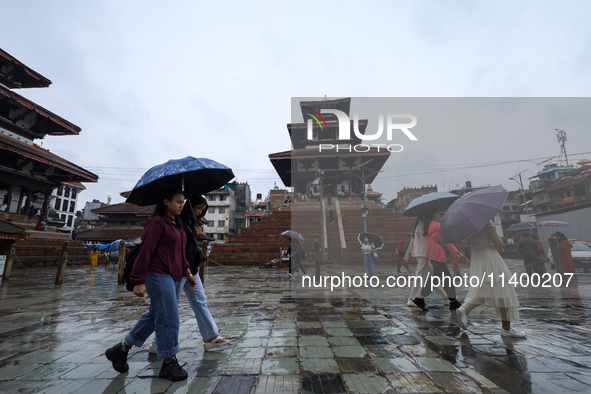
top-left (152, 275), bottom-right (219, 347)
top-left (364, 253), bottom-right (374, 277)
top-left (124, 273), bottom-right (180, 359)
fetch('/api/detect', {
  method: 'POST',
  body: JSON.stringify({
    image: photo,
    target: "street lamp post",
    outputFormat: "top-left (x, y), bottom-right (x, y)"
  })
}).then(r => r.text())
top-left (346, 160), bottom-right (380, 233)
top-left (509, 171), bottom-right (530, 216)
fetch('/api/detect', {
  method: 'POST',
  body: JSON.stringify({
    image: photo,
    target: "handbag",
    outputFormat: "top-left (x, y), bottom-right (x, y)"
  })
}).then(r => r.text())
top-left (429, 234), bottom-right (451, 259)
top-left (397, 250), bottom-right (406, 257)
top-left (372, 251), bottom-right (378, 259)
top-left (186, 225), bottom-right (207, 275)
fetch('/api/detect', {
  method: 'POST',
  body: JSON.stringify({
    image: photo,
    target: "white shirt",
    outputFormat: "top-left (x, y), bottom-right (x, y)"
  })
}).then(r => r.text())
top-left (409, 221), bottom-right (428, 258)
top-left (361, 243), bottom-right (375, 254)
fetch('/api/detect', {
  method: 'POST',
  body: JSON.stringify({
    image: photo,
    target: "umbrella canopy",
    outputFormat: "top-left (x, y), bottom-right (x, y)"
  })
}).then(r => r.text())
top-left (85, 244), bottom-right (103, 249)
top-left (99, 244), bottom-right (111, 251)
top-left (109, 239), bottom-right (136, 250)
top-left (440, 185), bottom-right (509, 244)
top-left (403, 192), bottom-right (460, 218)
top-left (281, 230), bottom-right (304, 240)
top-left (358, 232), bottom-right (384, 249)
top-left (126, 157), bottom-right (235, 206)
top-left (506, 222), bottom-right (536, 231)
top-left (537, 220), bottom-right (570, 227)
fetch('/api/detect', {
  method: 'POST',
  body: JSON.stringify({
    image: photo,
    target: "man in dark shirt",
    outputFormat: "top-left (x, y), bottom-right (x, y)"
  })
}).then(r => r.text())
top-left (517, 233), bottom-right (541, 277)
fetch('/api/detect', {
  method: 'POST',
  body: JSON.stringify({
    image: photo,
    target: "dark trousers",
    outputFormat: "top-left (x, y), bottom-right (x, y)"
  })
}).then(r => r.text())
top-left (421, 260), bottom-right (456, 299)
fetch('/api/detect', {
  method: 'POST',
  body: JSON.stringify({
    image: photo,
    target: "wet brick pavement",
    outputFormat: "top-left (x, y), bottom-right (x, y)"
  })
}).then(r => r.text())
top-left (1, 259), bottom-right (591, 393)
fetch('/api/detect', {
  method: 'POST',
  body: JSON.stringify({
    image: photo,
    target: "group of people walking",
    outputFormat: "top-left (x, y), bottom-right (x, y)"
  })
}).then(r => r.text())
top-left (105, 185), bottom-right (577, 383)
top-left (377, 206), bottom-right (526, 338)
top-left (105, 191), bottom-right (227, 381)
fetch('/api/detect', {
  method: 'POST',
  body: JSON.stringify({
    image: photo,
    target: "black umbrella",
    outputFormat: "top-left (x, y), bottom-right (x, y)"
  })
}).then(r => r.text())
top-left (358, 232), bottom-right (384, 250)
top-left (126, 157), bottom-right (234, 206)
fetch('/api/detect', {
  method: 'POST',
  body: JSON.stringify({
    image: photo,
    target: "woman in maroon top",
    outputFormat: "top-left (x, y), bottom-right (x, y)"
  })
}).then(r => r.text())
top-left (106, 189), bottom-right (197, 382)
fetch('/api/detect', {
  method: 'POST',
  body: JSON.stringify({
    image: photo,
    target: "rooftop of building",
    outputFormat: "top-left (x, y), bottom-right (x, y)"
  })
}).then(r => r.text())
top-left (91, 202), bottom-right (154, 215)
top-left (0, 132), bottom-right (98, 183)
top-left (0, 84), bottom-right (81, 138)
top-left (0, 48), bottom-right (52, 89)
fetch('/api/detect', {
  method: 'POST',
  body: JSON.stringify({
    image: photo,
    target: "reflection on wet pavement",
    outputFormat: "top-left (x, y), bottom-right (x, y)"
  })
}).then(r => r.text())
top-left (0, 259), bottom-right (590, 393)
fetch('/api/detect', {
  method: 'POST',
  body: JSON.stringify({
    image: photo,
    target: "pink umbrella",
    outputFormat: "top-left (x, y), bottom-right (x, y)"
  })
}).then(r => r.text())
top-left (537, 221), bottom-right (569, 227)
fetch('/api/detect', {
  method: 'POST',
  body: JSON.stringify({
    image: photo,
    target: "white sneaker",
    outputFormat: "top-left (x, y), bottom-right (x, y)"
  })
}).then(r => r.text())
top-left (501, 328), bottom-right (527, 338)
top-left (407, 299), bottom-right (416, 307)
top-left (456, 307), bottom-right (468, 330)
top-left (148, 345), bottom-right (157, 354)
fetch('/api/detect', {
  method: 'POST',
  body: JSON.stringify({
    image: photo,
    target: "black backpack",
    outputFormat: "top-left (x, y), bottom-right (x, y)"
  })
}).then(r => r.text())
top-left (124, 244), bottom-right (142, 292)
top-left (124, 218), bottom-right (166, 292)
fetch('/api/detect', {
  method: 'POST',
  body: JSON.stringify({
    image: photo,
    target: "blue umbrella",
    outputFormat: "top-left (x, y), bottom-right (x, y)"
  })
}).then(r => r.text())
top-left (403, 192), bottom-right (459, 218)
top-left (440, 185), bottom-right (509, 244)
top-left (85, 244), bottom-right (103, 249)
top-left (99, 244), bottom-right (111, 251)
top-left (126, 157), bottom-right (235, 206)
top-left (281, 230), bottom-right (304, 240)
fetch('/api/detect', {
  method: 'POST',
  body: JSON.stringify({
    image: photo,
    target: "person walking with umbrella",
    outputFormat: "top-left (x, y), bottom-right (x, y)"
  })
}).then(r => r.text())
top-left (361, 237), bottom-right (378, 278)
top-left (403, 192), bottom-right (459, 308)
top-left (287, 238), bottom-right (307, 276)
top-left (441, 186), bottom-right (526, 338)
top-left (149, 195), bottom-right (228, 354)
top-left (105, 188), bottom-right (197, 381)
top-left (396, 240), bottom-right (410, 273)
top-left (555, 231), bottom-right (574, 273)
top-left (411, 208), bottom-right (462, 311)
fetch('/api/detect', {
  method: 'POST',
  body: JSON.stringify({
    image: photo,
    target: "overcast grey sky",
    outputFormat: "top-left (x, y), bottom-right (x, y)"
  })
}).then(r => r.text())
top-left (3, 1), bottom-right (591, 205)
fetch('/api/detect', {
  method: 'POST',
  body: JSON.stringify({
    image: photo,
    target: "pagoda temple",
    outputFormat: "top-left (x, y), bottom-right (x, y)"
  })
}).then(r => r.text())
top-left (269, 97), bottom-right (390, 197)
top-left (0, 48), bottom-right (98, 219)
top-left (0, 48), bottom-right (98, 269)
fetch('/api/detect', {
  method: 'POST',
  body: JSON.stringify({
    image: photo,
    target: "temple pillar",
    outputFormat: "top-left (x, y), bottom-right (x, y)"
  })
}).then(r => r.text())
top-left (42, 192), bottom-right (51, 221)
top-left (5, 186), bottom-right (13, 213)
top-left (23, 190), bottom-right (32, 215)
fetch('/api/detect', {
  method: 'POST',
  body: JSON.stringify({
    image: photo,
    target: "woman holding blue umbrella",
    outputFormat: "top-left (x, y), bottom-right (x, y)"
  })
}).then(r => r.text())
top-left (403, 192), bottom-right (459, 308)
top-left (105, 188), bottom-right (197, 381)
top-left (149, 195), bottom-right (228, 353)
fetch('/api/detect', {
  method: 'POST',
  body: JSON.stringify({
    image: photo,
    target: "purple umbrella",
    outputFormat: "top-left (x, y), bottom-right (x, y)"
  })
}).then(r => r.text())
top-left (440, 185), bottom-right (509, 244)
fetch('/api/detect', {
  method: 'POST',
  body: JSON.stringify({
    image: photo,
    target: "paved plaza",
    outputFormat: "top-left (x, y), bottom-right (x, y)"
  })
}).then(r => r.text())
top-left (1, 259), bottom-right (591, 394)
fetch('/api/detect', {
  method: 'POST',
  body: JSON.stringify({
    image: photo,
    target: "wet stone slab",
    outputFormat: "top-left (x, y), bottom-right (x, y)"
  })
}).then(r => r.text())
top-left (335, 357), bottom-right (378, 373)
top-left (213, 376), bottom-right (257, 394)
top-left (300, 374), bottom-right (348, 394)
top-left (341, 373), bottom-right (392, 394)
top-left (255, 375), bottom-right (300, 393)
top-left (386, 372), bottom-right (442, 393)
top-left (355, 335), bottom-right (390, 345)
top-left (261, 359), bottom-right (300, 375)
top-left (298, 328), bottom-right (326, 336)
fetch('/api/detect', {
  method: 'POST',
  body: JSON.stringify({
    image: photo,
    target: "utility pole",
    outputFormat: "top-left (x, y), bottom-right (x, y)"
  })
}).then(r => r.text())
top-left (509, 170), bottom-right (531, 226)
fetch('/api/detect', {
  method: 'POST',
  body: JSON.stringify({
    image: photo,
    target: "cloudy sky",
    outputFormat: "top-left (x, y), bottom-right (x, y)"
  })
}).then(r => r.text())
top-left (3, 1), bottom-right (591, 205)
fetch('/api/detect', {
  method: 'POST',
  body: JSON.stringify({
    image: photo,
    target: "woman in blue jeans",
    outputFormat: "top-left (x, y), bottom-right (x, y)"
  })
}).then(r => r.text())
top-left (361, 238), bottom-right (377, 278)
top-left (105, 189), bottom-right (197, 381)
top-left (150, 195), bottom-right (227, 352)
